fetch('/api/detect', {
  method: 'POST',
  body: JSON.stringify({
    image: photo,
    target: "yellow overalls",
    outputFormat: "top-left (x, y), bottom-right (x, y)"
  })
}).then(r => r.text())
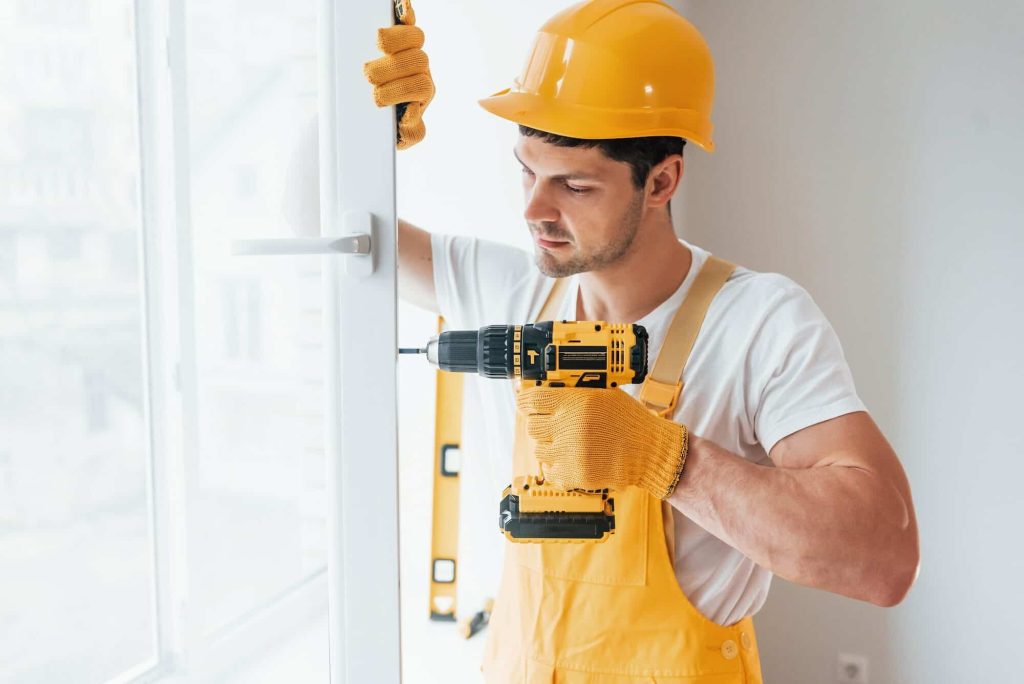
top-left (482, 256), bottom-right (764, 683)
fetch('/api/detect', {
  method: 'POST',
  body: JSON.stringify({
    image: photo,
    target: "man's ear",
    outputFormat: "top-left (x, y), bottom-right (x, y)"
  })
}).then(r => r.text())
top-left (646, 154), bottom-right (684, 209)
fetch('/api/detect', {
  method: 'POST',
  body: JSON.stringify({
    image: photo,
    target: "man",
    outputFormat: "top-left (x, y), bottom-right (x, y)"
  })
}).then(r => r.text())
top-left (362, 0), bottom-right (919, 681)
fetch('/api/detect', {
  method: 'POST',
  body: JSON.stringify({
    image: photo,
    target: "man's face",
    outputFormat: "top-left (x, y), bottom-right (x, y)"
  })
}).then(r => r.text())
top-left (515, 135), bottom-right (645, 278)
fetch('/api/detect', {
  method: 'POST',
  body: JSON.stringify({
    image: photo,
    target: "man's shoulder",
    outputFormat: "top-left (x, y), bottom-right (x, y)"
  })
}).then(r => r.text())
top-left (719, 262), bottom-right (806, 310)
top-left (682, 242), bottom-right (804, 312)
top-left (704, 259), bottom-right (825, 345)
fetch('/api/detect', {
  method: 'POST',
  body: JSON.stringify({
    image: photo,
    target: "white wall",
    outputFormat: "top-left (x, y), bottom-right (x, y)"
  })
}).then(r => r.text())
top-left (677, 1), bottom-right (1024, 682)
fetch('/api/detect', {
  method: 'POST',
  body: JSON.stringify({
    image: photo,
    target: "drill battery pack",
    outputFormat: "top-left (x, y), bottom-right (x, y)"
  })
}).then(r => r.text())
top-left (499, 475), bottom-right (615, 543)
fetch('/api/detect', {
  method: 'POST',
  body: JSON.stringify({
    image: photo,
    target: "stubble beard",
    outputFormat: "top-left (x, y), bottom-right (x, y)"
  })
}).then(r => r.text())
top-left (532, 191), bottom-right (645, 278)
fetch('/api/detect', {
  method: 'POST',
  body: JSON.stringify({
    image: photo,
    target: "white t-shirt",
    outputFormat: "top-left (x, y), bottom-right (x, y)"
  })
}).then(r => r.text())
top-left (432, 232), bottom-right (867, 627)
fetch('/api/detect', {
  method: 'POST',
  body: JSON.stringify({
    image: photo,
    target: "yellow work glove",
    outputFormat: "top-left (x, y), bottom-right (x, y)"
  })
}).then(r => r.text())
top-left (516, 386), bottom-right (689, 500)
top-left (363, 0), bottom-right (435, 150)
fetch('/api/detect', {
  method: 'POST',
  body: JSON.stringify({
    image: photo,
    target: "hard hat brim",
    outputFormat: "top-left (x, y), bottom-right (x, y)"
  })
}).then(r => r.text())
top-left (479, 88), bottom-right (715, 153)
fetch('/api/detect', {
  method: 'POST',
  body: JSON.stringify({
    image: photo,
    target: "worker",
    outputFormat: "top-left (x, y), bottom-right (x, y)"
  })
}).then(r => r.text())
top-left (362, 0), bottom-right (920, 681)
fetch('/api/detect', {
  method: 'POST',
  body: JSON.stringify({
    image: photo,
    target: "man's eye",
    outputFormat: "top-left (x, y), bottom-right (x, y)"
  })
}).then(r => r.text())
top-left (520, 166), bottom-right (534, 176)
top-left (566, 185), bottom-right (589, 195)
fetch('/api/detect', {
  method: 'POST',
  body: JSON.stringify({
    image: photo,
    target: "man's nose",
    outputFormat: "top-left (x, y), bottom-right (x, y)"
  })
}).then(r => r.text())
top-left (524, 182), bottom-right (559, 225)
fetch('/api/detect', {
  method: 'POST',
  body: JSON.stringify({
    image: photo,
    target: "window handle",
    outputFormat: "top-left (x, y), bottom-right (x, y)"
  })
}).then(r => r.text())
top-left (231, 210), bottom-right (376, 276)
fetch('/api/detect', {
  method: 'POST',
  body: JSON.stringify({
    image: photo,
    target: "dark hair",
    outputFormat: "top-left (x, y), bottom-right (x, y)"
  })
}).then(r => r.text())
top-left (518, 125), bottom-right (685, 191)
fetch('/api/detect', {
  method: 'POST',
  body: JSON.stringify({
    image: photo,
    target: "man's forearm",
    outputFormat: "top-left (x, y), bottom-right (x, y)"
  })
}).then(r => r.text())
top-left (666, 435), bottom-right (917, 606)
top-left (397, 219), bottom-right (438, 312)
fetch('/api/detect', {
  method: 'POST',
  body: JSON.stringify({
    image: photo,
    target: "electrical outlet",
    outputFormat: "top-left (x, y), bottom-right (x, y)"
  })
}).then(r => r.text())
top-left (837, 653), bottom-right (869, 684)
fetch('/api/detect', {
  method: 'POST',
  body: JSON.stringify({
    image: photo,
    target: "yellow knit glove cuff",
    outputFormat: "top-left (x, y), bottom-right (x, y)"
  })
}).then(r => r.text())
top-left (516, 387), bottom-right (689, 500)
top-left (363, 0), bottom-right (435, 149)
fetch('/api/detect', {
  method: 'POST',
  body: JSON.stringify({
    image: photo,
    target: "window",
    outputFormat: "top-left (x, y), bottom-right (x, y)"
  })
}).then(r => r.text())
top-left (0, 1), bottom-right (156, 680)
top-left (1, 0), bottom-right (398, 679)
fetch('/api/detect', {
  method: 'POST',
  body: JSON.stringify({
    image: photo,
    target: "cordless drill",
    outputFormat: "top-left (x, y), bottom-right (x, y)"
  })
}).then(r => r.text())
top-left (401, 320), bottom-right (649, 543)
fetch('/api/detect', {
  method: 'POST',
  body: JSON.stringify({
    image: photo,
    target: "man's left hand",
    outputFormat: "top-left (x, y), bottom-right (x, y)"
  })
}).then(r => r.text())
top-left (515, 386), bottom-right (689, 499)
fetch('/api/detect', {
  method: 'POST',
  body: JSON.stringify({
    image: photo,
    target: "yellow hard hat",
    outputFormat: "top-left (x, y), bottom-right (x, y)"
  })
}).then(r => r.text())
top-left (479, 0), bottom-right (716, 151)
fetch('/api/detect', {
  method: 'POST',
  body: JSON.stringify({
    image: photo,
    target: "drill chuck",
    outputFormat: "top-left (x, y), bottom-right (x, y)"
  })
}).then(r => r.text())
top-left (426, 330), bottom-right (478, 373)
top-left (427, 325), bottom-right (524, 378)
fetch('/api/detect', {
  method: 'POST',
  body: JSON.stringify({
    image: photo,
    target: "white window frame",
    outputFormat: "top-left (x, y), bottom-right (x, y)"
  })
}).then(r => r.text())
top-left (319, 0), bottom-right (402, 681)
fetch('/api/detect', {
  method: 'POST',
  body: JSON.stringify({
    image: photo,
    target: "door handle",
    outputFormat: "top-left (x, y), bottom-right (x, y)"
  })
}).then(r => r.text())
top-left (231, 210), bottom-right (376, 276)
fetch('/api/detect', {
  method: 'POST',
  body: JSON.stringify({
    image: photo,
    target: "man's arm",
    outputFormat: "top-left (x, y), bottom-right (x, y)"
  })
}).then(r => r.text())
top-left (398, 218), bottom-right (438, 313)
top-left (667, 411), bottom-right (920, 606)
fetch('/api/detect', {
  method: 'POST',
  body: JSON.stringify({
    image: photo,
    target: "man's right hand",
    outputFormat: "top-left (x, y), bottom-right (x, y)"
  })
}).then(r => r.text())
top-left (363, 0), bottom-right (435, 150)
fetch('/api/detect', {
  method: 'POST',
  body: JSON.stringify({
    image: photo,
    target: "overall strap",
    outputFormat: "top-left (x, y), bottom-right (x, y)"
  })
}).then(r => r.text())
top-left (638, 255), bottom-right (736, 417)
top-left (640, 254), bottom-right (735, 562)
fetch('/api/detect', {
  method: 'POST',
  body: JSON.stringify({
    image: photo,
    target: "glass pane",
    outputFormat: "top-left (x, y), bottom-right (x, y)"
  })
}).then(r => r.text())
top-left (183, 0), bottom-right (328, 644)
top-left (0, 1), bottom-right (156, 681)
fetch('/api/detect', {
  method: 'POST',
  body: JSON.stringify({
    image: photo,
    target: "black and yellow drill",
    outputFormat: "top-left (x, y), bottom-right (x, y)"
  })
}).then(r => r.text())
top-left (402, 320), bottom-right (649, 543)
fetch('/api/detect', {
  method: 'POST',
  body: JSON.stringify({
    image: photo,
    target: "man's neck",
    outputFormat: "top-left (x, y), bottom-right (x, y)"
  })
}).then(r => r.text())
top-left (575, 219), bottom-right (693, 324)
